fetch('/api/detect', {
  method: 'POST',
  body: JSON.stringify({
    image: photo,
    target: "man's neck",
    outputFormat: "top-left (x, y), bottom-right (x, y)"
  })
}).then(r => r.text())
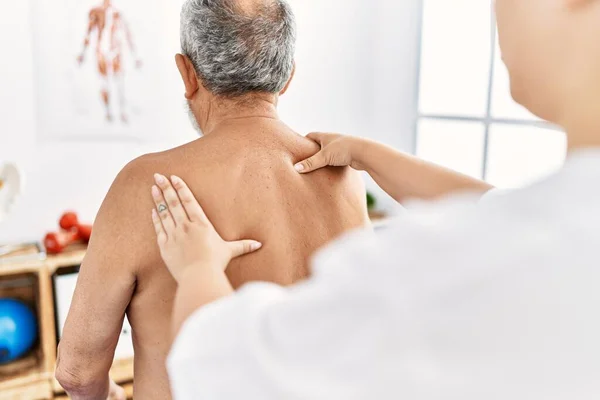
top-left (200, 95), bottom-right (280, 136)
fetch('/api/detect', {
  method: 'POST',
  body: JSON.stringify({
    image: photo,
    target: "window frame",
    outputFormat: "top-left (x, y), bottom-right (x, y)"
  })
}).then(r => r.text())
top-left (413, 2), bottom-right (560, 181)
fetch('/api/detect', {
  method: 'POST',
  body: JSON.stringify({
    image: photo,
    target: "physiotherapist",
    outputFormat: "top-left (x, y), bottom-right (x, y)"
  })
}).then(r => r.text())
top-left (149, 0), bottom-right (600, 398)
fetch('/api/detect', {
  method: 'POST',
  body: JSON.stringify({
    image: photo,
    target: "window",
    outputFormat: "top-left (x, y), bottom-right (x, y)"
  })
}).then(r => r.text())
top-left (415, 0), bottom-right (567, 188)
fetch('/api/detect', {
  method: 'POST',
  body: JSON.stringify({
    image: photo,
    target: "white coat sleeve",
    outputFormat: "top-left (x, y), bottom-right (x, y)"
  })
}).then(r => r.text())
top-left (167, 229), bottom-right (401, 400)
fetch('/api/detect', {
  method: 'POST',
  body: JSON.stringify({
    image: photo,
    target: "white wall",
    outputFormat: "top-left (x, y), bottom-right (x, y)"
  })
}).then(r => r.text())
top-left (0, 0), bottom-right (194, 243)
top-left (0, 0), bottom-right (421, 244)
top-left (283, 0), bottom-right (421, 150)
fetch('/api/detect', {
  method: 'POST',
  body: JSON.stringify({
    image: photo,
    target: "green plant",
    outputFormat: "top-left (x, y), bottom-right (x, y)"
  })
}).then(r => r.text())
top-left (366, 192), bottom-right (377, 210)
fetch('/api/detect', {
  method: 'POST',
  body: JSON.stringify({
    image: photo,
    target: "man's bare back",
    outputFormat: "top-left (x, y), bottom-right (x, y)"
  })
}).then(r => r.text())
top-left (106, 120), bottom-right (369, 398)
top-left (56, 1), bottom-right (367, 398)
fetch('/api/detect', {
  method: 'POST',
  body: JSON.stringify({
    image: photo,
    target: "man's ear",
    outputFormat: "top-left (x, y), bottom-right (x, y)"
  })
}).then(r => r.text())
top-left (279, 62), bottom-right (296, 96)
top-left (175, 54), bottom-right (200, 100)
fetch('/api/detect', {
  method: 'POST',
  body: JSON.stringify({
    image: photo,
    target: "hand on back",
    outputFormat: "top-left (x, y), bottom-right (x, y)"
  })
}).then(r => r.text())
top-left (150, 174), bottom-right (262, 283)
top-left (294, 132), bottom-right (366, 173)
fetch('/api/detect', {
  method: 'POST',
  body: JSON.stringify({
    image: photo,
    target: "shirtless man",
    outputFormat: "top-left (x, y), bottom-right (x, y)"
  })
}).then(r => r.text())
top-left (56, 1), bottom-right (369, 399)
top-left (77, 0), bottom-right (141, 123)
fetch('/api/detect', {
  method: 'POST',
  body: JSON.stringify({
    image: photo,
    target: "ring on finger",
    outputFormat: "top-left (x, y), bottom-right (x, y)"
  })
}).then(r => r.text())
top-left (158, 204), bottom-right (168, 213)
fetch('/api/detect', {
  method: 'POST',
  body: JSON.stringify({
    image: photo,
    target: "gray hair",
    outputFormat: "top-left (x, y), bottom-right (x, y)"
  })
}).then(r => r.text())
top-left (180, 0), bottom-right (296, 97)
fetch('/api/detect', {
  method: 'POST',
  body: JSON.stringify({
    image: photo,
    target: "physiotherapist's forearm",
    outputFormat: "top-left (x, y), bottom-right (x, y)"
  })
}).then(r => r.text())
top-left (355, 139), bottom-right (493, 202)
top-left (172, 266), bottom-right (234, 340)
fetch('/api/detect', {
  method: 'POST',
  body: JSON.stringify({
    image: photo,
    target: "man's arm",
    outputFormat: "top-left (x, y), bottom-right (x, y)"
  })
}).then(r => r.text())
top-left (56, 159), bottom-right (154, 399)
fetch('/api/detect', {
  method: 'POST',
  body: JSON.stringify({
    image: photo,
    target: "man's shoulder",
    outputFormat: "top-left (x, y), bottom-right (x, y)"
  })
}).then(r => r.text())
top-left (117, 142), bottom-right (205, 182)
top-left (119, 152), bottom-right (165, 181)
top-left (86, 154), bottom-right (166, 273)
top-left (101, 151), bottom-right (174, 216)
top-left (114, 139), bottom-right (222, 194)
top-left (108, 155), bottom-right (156, 201)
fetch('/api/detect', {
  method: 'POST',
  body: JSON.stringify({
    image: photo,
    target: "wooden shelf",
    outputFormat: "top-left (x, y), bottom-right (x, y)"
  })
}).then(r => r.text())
top-left (109, 358), bottom-right (134, 385)
top-left (0, 242), bottom-right (46, 268)
top-left (53, 382), bottom-right (134, 400)
top-left (0, 373), bottom-right (53, 400)
top-left (368, 210), bottom-right (388, 221)
top-left (0, 247), bottom-right (134, 399)
top-left (45, 245), bottom-right (86, 275)
top-left (0, 272), bottom-right (45, 397)
top-left (0, 259), bottom-right (45, 276)
top-left (0, 352), bottom-right (42, 382)
top-left (51, 358), bottom-right (133, 395)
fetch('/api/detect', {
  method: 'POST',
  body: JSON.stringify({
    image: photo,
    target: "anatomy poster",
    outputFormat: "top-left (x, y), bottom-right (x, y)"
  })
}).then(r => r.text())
top-left (33, 0), bottom-right (172, 140)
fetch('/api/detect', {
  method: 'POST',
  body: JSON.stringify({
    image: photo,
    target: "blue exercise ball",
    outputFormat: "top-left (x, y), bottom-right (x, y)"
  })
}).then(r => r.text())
top-left (0, 298), bottom-right (38, 364)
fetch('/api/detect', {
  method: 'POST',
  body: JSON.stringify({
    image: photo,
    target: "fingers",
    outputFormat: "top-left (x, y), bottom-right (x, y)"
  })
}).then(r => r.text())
top-left (295, 132), bottom-right (329, 173)
top-left (294, 151), bottom-right (328, 174)
top-left (154, 174), bottom-right (188, 225)
top-left (306, 132), bottom-right (325, 143)
top-left (151, 208), bottom-right (167, 243)
top-left (152, 183), bottom-right (176, 232)
top-left (170, 175), bottom-right (208, 223)
top-left (228, 240), bottom-right (262, 259)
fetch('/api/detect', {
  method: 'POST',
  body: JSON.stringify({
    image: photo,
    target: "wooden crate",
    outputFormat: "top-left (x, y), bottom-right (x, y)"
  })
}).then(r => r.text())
top-left (53, 382), bottom-right (133, 400)
top-left (0, 266), bottom-right (54, 400)
top-left (0, 247), bottom-right (133, 399)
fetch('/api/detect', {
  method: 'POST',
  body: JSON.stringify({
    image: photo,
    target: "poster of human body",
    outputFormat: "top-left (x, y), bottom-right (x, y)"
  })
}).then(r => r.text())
top-left (33, 0), bottom-right (171, 140)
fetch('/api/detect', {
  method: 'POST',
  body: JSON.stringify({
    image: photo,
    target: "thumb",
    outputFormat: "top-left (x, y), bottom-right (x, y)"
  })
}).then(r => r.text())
top-left (294, 151), bottom-right (328, 174)
top-left (229, 240), bottom-right (263, 259)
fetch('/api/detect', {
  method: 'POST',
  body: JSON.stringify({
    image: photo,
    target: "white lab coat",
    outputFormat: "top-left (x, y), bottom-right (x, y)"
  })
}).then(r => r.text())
top-left (167, 150), bottom-right (600, 400)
